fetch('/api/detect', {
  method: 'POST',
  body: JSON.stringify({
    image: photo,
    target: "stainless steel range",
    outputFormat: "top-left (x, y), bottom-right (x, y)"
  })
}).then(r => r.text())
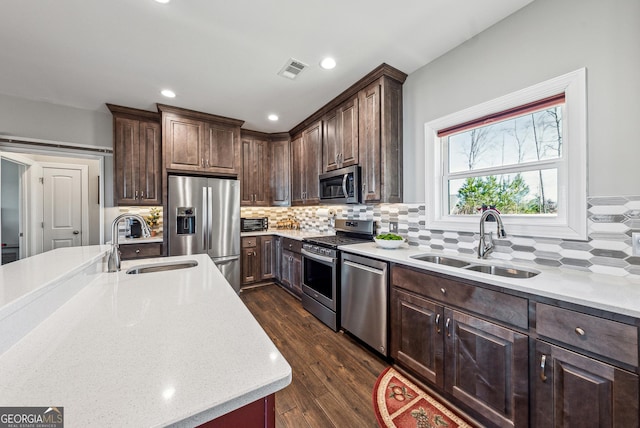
top-left (301, 219), bottom-right (375, 331)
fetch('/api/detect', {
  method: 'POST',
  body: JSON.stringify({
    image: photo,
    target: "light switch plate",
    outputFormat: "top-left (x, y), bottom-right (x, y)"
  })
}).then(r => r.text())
top-left (390, 222), bottom-right (398, 233)
top-left (633, 232), bottom-right (640, 256)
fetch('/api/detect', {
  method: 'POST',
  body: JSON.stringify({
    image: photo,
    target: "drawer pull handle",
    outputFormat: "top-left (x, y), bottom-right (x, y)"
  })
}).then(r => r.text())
top-left (540, 354), bottom-right (548, 382)
top-left (135, 249), bottom-right (140, 254)
top-left (575, 327), bottom-right (585, 336)
top-left (440, 288), bottom-right (446, 295)
top-left (435, 314), bottom-right (441, 334)
top-left (445, 318), bottom-right (451, 337)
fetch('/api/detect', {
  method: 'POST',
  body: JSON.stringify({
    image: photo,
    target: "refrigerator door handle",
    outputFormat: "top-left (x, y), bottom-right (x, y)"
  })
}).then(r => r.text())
top-left (208, 186), bottom-right (214, 252)
top-left (202, 186), bottom-right (208, 252)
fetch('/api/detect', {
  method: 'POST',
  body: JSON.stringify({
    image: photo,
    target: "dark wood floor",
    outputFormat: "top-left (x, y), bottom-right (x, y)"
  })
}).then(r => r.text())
top-left (241, 283), bottom-right (388, 428)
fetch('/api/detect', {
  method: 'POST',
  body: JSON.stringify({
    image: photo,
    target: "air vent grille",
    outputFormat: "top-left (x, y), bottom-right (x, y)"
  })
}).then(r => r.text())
top-left (278, 58), bottom-right (308, 80)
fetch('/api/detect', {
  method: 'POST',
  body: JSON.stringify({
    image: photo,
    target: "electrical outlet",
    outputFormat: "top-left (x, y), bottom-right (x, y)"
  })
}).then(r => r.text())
top-left (390, 222), bottom-right (398, 233)
top-left (633, 232), bottom-right (640, 256)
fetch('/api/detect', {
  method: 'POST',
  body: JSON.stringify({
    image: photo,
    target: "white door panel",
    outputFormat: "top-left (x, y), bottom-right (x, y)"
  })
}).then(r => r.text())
top-left (43, 166), bottom-right (84, 251)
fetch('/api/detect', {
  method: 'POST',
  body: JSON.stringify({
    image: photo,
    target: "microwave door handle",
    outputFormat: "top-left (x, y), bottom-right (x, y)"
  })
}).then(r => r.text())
top-left (342, 173), bottom-right (349, 198)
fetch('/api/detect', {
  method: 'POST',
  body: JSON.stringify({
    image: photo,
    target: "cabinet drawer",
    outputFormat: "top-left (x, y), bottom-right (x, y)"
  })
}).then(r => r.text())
top-left (242, 237), bottom-right (257, 248)
top-left (120, 243), bottom-right (163, 260)
top-left (536, 303), bottom-right (638, 367)
top-left (282, 238), bottom-right (302, 254)
top-left (391, 265), bottom-right (528, 329)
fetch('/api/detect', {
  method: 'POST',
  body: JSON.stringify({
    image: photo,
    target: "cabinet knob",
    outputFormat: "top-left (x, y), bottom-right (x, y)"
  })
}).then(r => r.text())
top-left (440, 288), bottom-right (446, 295)
top-left (575, 327), bottom-right (585, 336)
top-left (135, 249), bottom-right (140, 254)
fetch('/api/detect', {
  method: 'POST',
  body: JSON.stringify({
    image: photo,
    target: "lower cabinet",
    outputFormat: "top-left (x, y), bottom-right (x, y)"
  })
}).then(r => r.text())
top-left (278, 237), bottom-right (302, 297)
top-left (533, 340), bottom-right (639, 428)
top-left (197, 393), bottom-right (275, 428)
top-left (119, 242), bottom-right (163, 260)
top-left (241, 236), bottom-right (274, 286)
top-left (391, 288), bottom-right (529, 428)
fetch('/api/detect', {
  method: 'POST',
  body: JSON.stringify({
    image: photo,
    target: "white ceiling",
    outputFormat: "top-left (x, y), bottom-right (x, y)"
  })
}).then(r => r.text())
top-left (0, 0), bottom-right (534, 133)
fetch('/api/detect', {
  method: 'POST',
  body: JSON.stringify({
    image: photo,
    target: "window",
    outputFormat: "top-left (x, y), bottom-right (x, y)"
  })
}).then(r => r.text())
top-left (425, 69), bottom-right (587, 240)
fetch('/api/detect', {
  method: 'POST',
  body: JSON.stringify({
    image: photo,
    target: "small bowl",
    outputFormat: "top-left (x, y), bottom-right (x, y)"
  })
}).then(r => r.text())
top-left (374, 237), bottom-right (405, 249)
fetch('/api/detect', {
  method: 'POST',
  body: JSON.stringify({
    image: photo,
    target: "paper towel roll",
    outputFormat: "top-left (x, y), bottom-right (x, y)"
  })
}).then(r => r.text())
top-left (316, 208), bottom-right (336, 218)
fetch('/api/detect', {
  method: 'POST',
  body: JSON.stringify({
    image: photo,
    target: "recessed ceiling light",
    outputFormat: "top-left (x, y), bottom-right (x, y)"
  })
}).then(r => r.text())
top-left (268, 114), bottom-right (279, 121)
top-left (161, 89), bottom-right (176, 98)
top-left (154, 0), bottom-right (170, 4)
top-left (320, 57), bottom-right (336, 70)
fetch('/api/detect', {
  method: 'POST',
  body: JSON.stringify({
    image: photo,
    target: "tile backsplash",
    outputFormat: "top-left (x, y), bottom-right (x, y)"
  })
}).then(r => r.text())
top-left (242, 196), bottom-right (640, 278)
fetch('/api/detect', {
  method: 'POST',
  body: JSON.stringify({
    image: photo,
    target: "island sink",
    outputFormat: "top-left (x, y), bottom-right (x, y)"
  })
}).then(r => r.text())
top-left (126, 260), bottom-right (198, 274)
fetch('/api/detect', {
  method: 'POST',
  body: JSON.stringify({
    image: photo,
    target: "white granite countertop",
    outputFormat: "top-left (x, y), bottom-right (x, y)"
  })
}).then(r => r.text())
top-left (340, 242), bottom-right (640, 319)
top-left (241, 229), bottom-right (334, 240)
top-left (0, 249), bottom-right (291, 427)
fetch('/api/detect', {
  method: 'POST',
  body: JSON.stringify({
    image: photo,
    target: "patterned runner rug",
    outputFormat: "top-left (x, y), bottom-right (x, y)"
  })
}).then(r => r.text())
top-left (373, 366), bottom-right (478, 428)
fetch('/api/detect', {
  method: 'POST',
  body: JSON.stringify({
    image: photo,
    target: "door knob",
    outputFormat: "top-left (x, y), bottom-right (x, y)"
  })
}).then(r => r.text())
top-left (73, 230), bottom-right (80, 235)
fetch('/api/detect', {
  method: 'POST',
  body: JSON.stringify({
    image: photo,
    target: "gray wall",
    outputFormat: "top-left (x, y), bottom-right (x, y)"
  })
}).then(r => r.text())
top-left (403, 0), bottom-right (640, 202)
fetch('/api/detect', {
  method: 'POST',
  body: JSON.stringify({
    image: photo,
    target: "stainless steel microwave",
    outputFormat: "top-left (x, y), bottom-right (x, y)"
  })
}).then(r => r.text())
top-left (319, 165), bottom-right (361, 204)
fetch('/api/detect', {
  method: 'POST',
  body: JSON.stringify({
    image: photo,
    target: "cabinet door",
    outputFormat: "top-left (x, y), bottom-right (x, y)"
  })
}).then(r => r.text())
top-left (204, 122), bottom-right (240, 175)
top-left (358, 81), bottom-right (381, 202)
top-left (241, 247), bottom-right (258, 285)
top-left (323, 110), bottom-right (339, 172)
top-left (270, 139), bottom-right (290, 206)
top-left (138, 120), bottom-right (162, 205)
top-left (338, 96), bottom-right (358, 168)
top-left (273, 237), bottom-right (282, 281)
top-left (252, 139), bottom-right (270, 206)
top-left (534, 340), bottom-right (639, 428)
top-left (240, 138), bottom-right (254, 206)
top-left (290, 253), bottom-right (302, 296)
top-left (445, 308), bottom-right (529, 428)
top-left (164, 115), bottom-right (204, 171)
top-left (280, 250), bottom-right (292, 289)
top-left (290, 135), bottom-right (305, 205)
top-left (302, 121), bottom-right (322, 204)
top-left (260, 236), bottom-right (274, 280)
top-left (114, 117), bottom-right (140, 205)
top-left (391, 289), bottom-right (444, 387)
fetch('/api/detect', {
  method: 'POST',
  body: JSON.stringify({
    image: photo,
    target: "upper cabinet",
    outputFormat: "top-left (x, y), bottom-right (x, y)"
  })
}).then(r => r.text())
top-left (290, 64), bottom-right (406, 204)
top-left (291, 121), bottom-right (322, 206)
top-left (240, 130), bottom-right (270, 206)
top-left (158, 104), bottom-right (243, 176)
top-left (322, 96), bottom-right (358, 172)
top-left (270, 135), bottom-right (291, 207)
top-left (107, 104), bottom-right (162, 206)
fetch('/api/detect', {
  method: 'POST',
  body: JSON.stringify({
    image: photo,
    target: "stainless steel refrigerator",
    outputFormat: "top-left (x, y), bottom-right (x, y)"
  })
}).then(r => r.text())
top-left (168, 175), bottom-right (241, 293)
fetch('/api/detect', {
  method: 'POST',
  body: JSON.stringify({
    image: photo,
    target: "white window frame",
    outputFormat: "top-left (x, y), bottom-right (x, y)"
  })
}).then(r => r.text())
top-left (424, 68), bottom-right (587, 240)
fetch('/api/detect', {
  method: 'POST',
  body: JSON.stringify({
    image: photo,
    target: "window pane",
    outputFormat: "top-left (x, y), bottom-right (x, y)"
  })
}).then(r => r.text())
top-left (448, 106), bottom-right (563, 173)
top-left (448, 169), bottom-right (558, 215)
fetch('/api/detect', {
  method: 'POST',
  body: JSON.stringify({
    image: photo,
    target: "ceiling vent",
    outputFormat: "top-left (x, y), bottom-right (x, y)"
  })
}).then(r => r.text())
top-left (278, 58), bottom-right (308, 80)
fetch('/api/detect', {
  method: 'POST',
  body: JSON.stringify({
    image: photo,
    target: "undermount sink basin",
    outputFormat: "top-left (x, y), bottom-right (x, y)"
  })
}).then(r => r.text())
top-left (463, 264), bottom-right (539, 279)
top-left (126, 260), bottom-right (198, 274)
top-left (410, 254), bottom-right (471, 268)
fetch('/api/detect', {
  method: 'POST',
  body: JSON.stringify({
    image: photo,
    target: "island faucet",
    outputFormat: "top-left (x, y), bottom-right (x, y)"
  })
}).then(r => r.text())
top-left (107, 213), bottom-right (152, 272)
top-left (477, 208), bottom-right (507, 259)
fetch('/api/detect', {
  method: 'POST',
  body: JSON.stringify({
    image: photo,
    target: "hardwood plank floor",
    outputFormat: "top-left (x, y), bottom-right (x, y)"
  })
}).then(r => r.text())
top-left (241, 283), bottom-right (388, 428)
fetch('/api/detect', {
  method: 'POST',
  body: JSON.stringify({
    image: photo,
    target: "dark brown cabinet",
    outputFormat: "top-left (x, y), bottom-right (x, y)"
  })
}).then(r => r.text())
top-left (159, 104), bottom-right (243, 176)
top-left (322, 96), bottom-right (358, 172)
top-left (241, 236), bottom-right (274, 286)
top-left (241, 132), bottom-right (270, 206)
top-left (391, 266), bottom-right (529, 428)
top-left (119, 242), bottom-right (163, 260)
top-left (107, 104), bottom-right (162, 206)
top-left (270, 137), bottom-right (290, 206)
top-left (278, 238), bottom-right (302, 297)
top-left (291, 121), bottom-right (322, 205)
top-left (358, 76), bottom-right (403, 203)
top-left (533, 340), bottom-right (639, 428)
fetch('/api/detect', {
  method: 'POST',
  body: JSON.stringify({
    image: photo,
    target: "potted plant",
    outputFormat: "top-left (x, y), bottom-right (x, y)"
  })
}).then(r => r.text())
top-left (145, 207), bottom-right (161, 236)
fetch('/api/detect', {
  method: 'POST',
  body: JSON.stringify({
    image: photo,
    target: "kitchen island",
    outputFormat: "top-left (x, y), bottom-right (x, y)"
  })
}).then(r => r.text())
top-left (0, 247), bottom-right (291, 427)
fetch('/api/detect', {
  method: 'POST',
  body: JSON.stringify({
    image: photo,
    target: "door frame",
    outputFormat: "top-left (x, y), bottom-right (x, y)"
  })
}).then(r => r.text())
top-left (40, 162), bottom-right (90, 247)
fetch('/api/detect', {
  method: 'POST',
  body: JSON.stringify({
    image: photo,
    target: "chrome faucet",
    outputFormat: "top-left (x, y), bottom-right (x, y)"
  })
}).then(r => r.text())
top-left (107, 213), bottom-right (151, 272)
top-left (477, 208), bottom-right (507, 259)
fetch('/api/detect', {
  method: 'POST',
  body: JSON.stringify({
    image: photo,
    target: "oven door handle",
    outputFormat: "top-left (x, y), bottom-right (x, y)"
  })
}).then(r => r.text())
top-left (301, 249), bottom-right (337, 265)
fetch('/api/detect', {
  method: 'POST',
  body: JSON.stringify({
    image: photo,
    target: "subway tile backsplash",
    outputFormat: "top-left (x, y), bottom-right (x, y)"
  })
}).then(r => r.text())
top-left (242, 195), bottom-right (640, 277)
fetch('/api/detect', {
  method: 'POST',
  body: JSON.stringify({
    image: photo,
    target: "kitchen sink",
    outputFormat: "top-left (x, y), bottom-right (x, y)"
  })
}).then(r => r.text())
top-left (126, 260), bottom-right (198, 274)
top-left (410, 254), bottom-right (471, 268)
top-left (463, 264), bottom-right (539, 278)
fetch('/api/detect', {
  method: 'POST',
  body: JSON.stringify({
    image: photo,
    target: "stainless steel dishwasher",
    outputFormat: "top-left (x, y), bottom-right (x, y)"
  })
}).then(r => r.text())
top-left (340, 252), bottom-right (389, 356)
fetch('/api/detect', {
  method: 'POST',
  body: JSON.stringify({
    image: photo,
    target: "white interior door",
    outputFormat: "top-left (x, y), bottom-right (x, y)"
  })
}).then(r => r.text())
top-left (42, 165), bottom-right (88, 251)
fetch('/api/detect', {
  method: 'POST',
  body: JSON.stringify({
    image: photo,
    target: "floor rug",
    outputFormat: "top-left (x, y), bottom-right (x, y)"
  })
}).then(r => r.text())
top-left (373, 366), bottom-right (476, 428)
